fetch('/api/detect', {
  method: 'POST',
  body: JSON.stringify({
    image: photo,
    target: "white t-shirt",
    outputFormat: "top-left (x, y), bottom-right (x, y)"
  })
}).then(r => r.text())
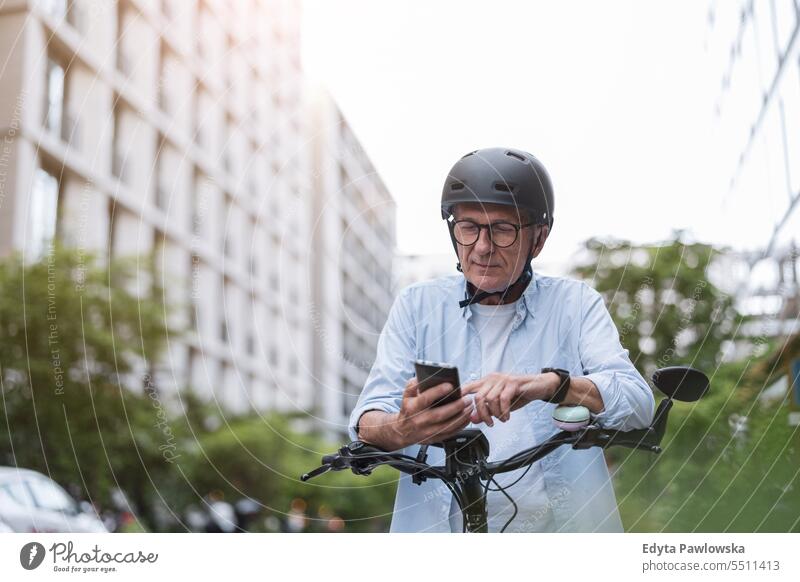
top-left (448, 301), bottom-right (555, 532)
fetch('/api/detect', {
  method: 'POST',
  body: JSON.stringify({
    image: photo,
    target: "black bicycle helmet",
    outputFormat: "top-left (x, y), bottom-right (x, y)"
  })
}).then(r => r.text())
top-left (441, 147), bottom-right (555, 307)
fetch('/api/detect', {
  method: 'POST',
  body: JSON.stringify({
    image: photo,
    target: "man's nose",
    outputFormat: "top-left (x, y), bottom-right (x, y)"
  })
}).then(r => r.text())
top-left (474, 227), bottom-right (494, 255)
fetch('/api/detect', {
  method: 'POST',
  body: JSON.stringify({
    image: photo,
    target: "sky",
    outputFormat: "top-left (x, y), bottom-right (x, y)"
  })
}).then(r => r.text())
top-left (301, 1), bottom-right (727, 274)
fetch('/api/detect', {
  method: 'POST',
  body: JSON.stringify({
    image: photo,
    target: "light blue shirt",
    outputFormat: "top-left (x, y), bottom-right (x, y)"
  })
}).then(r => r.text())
top-left (348, 272), bottom-right (655, 532)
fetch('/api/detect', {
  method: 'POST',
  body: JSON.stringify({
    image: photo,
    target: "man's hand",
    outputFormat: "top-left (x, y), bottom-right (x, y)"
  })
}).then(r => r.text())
top-left (391, 378), bottom-right (473, 448)
top-left (461, 372), bottom-right (535, 426)
top-left (461, 373), bottom-right (545, 426)
top-left (462, 372), bottom-right (606, 426)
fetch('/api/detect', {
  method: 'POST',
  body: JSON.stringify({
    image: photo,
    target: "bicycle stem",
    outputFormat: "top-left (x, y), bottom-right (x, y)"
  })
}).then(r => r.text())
top-left (442, 430), bottom-right (491, 532)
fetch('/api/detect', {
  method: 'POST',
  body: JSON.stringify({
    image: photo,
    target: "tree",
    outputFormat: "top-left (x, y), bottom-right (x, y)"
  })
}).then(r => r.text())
top-left (572, 234), bottom-right (799, 532)
top-left (183, 413), bottom-right (397, 532)
top-left (572, 233), bottom-right (744, 378)
top-left (610, 355), bottom-right (799, 532)
top-left (0, 245), bottom-right (178, 528)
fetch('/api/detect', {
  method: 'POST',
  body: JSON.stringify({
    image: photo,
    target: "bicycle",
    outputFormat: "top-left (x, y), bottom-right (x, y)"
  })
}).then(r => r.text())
top-left (302, 366), bottom-right (710, 532)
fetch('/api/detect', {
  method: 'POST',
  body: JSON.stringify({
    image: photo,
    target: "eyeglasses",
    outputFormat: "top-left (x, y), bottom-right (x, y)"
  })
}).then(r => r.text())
top-left (450, 219), bottom-right (535, 248)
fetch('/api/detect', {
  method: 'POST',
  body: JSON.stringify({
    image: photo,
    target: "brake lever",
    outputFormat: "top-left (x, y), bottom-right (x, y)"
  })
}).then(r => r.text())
top-left (300, 446), bottom-right (355, 481)
top-left (301, 464), bottom-right (332, 482)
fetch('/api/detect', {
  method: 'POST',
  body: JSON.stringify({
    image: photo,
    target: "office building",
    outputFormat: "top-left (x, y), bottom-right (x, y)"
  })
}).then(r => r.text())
top-left (0, 0), bottom-right (318, 414)
top-left (310, 88), bottom-right (396, 434)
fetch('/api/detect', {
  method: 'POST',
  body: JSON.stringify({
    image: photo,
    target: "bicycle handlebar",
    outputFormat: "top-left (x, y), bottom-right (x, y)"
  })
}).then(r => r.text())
top-left (303, 382), bottom-right (676, 485)
top-left (301, 416), bottom-right (664, 483)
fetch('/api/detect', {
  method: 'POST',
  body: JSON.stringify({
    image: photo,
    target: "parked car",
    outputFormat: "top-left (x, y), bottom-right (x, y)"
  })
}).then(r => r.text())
top-left (0, 467), bottom-right (106, 533)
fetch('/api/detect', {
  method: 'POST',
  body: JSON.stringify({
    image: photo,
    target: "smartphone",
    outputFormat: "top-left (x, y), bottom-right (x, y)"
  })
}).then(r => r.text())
top-left (414, 360), bottom-right (461, 407)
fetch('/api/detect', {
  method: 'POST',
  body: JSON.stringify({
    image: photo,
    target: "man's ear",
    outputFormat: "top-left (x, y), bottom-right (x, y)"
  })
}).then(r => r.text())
top-left (531, 225), bottom-right (550, 258)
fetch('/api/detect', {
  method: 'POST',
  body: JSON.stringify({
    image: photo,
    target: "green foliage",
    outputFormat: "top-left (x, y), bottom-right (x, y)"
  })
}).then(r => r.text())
top-left (572, 234), bottom-right (744, 377)
top-left (0, 246), bottom-right (395, 531)
top-left (182, 414), bottom-right (397, 532)
top-left (611, 359), bottom-right (799, 532)
top-left (573, 235), bottom-right (799, 532)
top-left (0, 246), bottom-right (176, 526)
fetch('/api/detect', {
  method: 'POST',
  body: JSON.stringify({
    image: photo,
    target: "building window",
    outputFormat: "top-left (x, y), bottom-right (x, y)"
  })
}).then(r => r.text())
top-left (223, 138), bottom-right (232, 175)
top-left (189, 299), bottom-right (197, 332)
top-left (154, 180), bottom-right (166, 211)
top-left (195, 89), bottom-right (210, 150)
top-left (192, 172), bottom-right (205, 235)
top-left (162, 0), bottom-right (175, 23)
top-left (27, 167), bottom-right (59, 258)
top-left (158, 42), bottom-right (172, 115)
top-left (40, 0), bottom-right (67, 19)
top-left (66, 1), bottom-right (86, 34)
top-left (249, 254), bottom-right (258, 278)
top-left (116, 7), bottom-right (132, 77)
top-left (155, 143), bottom-right (169, 211)
top-left (220, 280), bottom-right (229, 343)
top-left (223, 197), bottom-right (233, 258)
top-left (44, 58), bottom-right (64, 137)
top-left (111, 106), bottom-right (129, 184)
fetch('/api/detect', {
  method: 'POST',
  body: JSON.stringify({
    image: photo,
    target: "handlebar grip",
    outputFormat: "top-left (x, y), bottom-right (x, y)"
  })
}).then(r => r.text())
top-left (322, 454), bottom-right (338, 465)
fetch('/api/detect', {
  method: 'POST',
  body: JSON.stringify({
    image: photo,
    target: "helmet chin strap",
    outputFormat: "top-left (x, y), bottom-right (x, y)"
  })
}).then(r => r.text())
top-left (448, 218), bottom-right (536, 308)
top-left (458, 263), bottom-right (532, 308)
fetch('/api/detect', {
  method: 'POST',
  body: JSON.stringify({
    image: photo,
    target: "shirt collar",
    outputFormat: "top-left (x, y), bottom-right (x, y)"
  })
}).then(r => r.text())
top-left (461, 270), bottom-right (538, 320)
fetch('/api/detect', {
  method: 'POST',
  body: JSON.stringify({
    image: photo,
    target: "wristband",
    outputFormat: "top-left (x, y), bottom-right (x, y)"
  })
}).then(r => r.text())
top-left (541, 367), bottom-right (570, 404)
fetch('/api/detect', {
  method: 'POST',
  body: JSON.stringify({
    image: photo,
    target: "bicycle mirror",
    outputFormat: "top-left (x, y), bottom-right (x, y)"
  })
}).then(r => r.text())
top-left (651, 366), bottom-right (709, 402)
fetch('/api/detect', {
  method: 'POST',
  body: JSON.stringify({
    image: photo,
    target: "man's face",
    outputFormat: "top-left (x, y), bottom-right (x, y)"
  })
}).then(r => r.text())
top-left (452, 203), bottom-right (548, 293)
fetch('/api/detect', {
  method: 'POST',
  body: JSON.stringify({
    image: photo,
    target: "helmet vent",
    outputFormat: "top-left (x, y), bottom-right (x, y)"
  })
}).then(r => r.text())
top-left (460, 150), bottom-right (478, 159)
top-left (450, 182), bottom-right (465, 191)
top-left (505, 151), bottom-right (526, 162)
top-left (493, 181), bottom-right (516, 193)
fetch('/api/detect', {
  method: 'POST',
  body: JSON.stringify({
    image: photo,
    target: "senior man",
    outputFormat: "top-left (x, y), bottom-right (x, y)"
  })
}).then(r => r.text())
top-left (348, 147), bottom-right (654, 532)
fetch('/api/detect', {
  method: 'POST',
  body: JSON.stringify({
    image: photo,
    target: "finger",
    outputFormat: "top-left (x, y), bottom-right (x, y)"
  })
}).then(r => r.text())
top-left (472, 388), bottom-right (489, 426)
top-left (473, 386), bottom-right (495, 427)
top-left (432, 421), bottom-right (470, 444)
top-left (424, 395), bottom-right (470, 424)
top-left (416, 382), bottom-right (456, 409)
top-left (460, 380), bottom-right (482, 394)
top-left (471, 389), bottom-right (484, 423)
top-left (442, 406), bottom-right (474, 438)
top-left (499, 387), bottom-right (515, 422)
top-left (485, 384), bottom-right (505, 422)
top-left (440, 404), bottom-right (472, 432)
top-left (425, 404), bottom-right (473, 442)
top-left (469, 401), bottom-right (481, 424)
top-left (403, 377), bottom-right (419, 399)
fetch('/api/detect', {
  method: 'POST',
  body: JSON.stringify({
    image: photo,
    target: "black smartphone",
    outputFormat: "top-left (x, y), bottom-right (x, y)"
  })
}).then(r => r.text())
top-left (414, 360), bottom-right (461, 407)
